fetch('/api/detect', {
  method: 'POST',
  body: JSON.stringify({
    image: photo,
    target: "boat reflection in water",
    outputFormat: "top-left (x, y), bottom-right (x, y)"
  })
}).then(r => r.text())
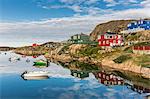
top-left (21, 71), bottom-right (49, 80)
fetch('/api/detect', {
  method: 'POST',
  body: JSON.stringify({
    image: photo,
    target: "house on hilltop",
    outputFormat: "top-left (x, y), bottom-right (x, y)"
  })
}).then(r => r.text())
top-left (127, 20), bottom-right (150, 30)
top-left (133, 46), bottom-right (150, 54)
top-left (70, 33), bottom-right (97, 44)
top-left (98, 32), bottom-right (124, 48)
top-left (71, 33), bottom-right (90, 44)
top-left (121, 20), bottom-right (150, 33)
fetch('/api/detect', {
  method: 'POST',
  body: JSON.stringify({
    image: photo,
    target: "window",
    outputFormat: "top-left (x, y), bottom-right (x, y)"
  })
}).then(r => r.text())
top-left (99, 73), bottom-right (101, 77)
top-left (99, 41), bottom-right (101, 45)
top-left (128, 24), bottom-right (131, 27)
top-left (113, 40), bottom-right (116, 43)
top-left (103, 41), bottom-right (105, 44)
top-left (106, 40), bottom-right (109, 44)
top-left (78, 35), bottom-right (80, 39)
top-left (103, 75), bottom-right (105, 78)
top-left (134, 22), bottom-right (137, 25)
top-left (113, 36), bottom-right (116, 39)
top-left (73, 36), bottom-right (77, 40)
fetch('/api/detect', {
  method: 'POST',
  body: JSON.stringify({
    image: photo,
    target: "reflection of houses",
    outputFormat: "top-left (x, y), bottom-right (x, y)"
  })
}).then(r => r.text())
top-left (71, 70), bottom-right (89, 79)
top-left (98, 32), bottom-right (124, 47)
top-left (127, 84), bottom-right (150, 94)
top-left (94, 71), bottom-right (124, 86)
top-left (133, 46), bottom-right (150, 54)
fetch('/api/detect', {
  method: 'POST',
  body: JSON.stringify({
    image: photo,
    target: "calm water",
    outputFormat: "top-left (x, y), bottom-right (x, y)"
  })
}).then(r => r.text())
top-left (0, 51), bottom-right (150, 99)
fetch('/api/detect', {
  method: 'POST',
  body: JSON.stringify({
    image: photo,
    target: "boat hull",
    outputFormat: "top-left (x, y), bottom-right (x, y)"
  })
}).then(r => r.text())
top-left (22, 76), bottom-right (49, 80)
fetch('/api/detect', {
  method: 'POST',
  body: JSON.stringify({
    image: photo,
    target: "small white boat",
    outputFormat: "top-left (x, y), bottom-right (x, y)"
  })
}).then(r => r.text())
top-left (22, 71), bottom-right (49, 77)
top-left (22, 76), bottom-right (49, 80)
top-left (21, 71), bottom-right (49, 80)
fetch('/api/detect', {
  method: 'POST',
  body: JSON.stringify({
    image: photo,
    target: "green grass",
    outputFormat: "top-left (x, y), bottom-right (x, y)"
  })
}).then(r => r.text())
top-left (79, 45), bottom-right (102, 58)
top-left (134, 42), bottom-right (150, 46)
top-left (134, 55), bottom-right (150, 68)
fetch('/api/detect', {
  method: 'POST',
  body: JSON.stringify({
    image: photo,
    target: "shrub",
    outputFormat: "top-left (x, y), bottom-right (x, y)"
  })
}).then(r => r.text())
top-left (124, 47), bottom-right (133, 53)
top-left (113, 55), bottom-right (132, 64)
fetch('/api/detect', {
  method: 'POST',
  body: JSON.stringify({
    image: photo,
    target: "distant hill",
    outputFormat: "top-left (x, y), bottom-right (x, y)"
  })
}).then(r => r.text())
top-left (89, 20), bottom-right (135, 41)
top-left (0, 47), bottom-right (16, 51)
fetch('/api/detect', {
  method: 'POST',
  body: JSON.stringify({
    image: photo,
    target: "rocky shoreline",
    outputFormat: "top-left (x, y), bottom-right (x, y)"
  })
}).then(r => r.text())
top-left (44, 52), bottom-right (150, 79)
top-left (3, 43), bottom-right (150, 79)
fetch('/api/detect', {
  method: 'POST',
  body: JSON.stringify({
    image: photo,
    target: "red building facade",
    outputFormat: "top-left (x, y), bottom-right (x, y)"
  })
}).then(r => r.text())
top-left (133, 46), bottom-right (150, 54)
top-left (98, 32), bottom-right (124, 47)
top-left (133, 46), bottom-right (150, 50)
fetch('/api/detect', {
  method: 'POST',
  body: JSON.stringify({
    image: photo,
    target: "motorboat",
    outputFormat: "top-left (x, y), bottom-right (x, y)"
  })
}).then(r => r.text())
top-left (21, 71), bottom-right (49, 80)
top-left (22, 71), bottom-right (49, 77)
top-left (33, 59), bottom-right (49, 67)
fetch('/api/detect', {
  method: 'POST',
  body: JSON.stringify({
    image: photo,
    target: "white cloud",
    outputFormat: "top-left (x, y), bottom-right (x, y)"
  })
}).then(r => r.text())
top-left (128, 0), bottom-right (138, 3)
top-left (0, 7), bottom-right (149, 46)
top-left (141, 0), bottom-right (150, 8)
top-left (103, 0), bottom-right (118, 7)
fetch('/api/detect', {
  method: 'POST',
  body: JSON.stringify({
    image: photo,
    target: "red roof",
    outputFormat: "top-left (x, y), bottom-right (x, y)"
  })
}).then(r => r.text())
top-left (133, 46), bottom-right (150, 50)
top-left (32, 43), bottom-right (38, 47)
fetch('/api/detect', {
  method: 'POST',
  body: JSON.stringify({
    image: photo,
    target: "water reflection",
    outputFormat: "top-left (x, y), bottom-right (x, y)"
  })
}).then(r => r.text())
top-left (71, 70), bottom-right (89, 79)
top-left (94, 71), bottom-right (124, 86)
top-left (58, 60), bottom-right (150, 95)
top-left (0, 51), bottom-right (150, 99)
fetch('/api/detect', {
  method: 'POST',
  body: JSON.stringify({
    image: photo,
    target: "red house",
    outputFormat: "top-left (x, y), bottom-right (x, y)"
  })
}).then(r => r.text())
top-left (98, 32), bottom-right (124, 47)
top-left (32, 43), bottom-right (39, 47)
top-left (133, 46), bottom-right (150, 54)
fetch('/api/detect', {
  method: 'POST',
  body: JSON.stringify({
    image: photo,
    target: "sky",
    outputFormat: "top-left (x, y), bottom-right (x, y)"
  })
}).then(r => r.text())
top-left (0, 0), bottom-right (150, 47)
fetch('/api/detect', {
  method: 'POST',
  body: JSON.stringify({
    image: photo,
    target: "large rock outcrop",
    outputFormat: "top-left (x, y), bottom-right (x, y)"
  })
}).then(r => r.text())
top-left (90, 20), bottom-right (134, 41)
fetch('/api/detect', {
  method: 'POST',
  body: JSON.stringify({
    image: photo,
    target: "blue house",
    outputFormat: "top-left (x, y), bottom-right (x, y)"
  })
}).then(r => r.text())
top-left (127, 20), bottom-right (150, 30)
